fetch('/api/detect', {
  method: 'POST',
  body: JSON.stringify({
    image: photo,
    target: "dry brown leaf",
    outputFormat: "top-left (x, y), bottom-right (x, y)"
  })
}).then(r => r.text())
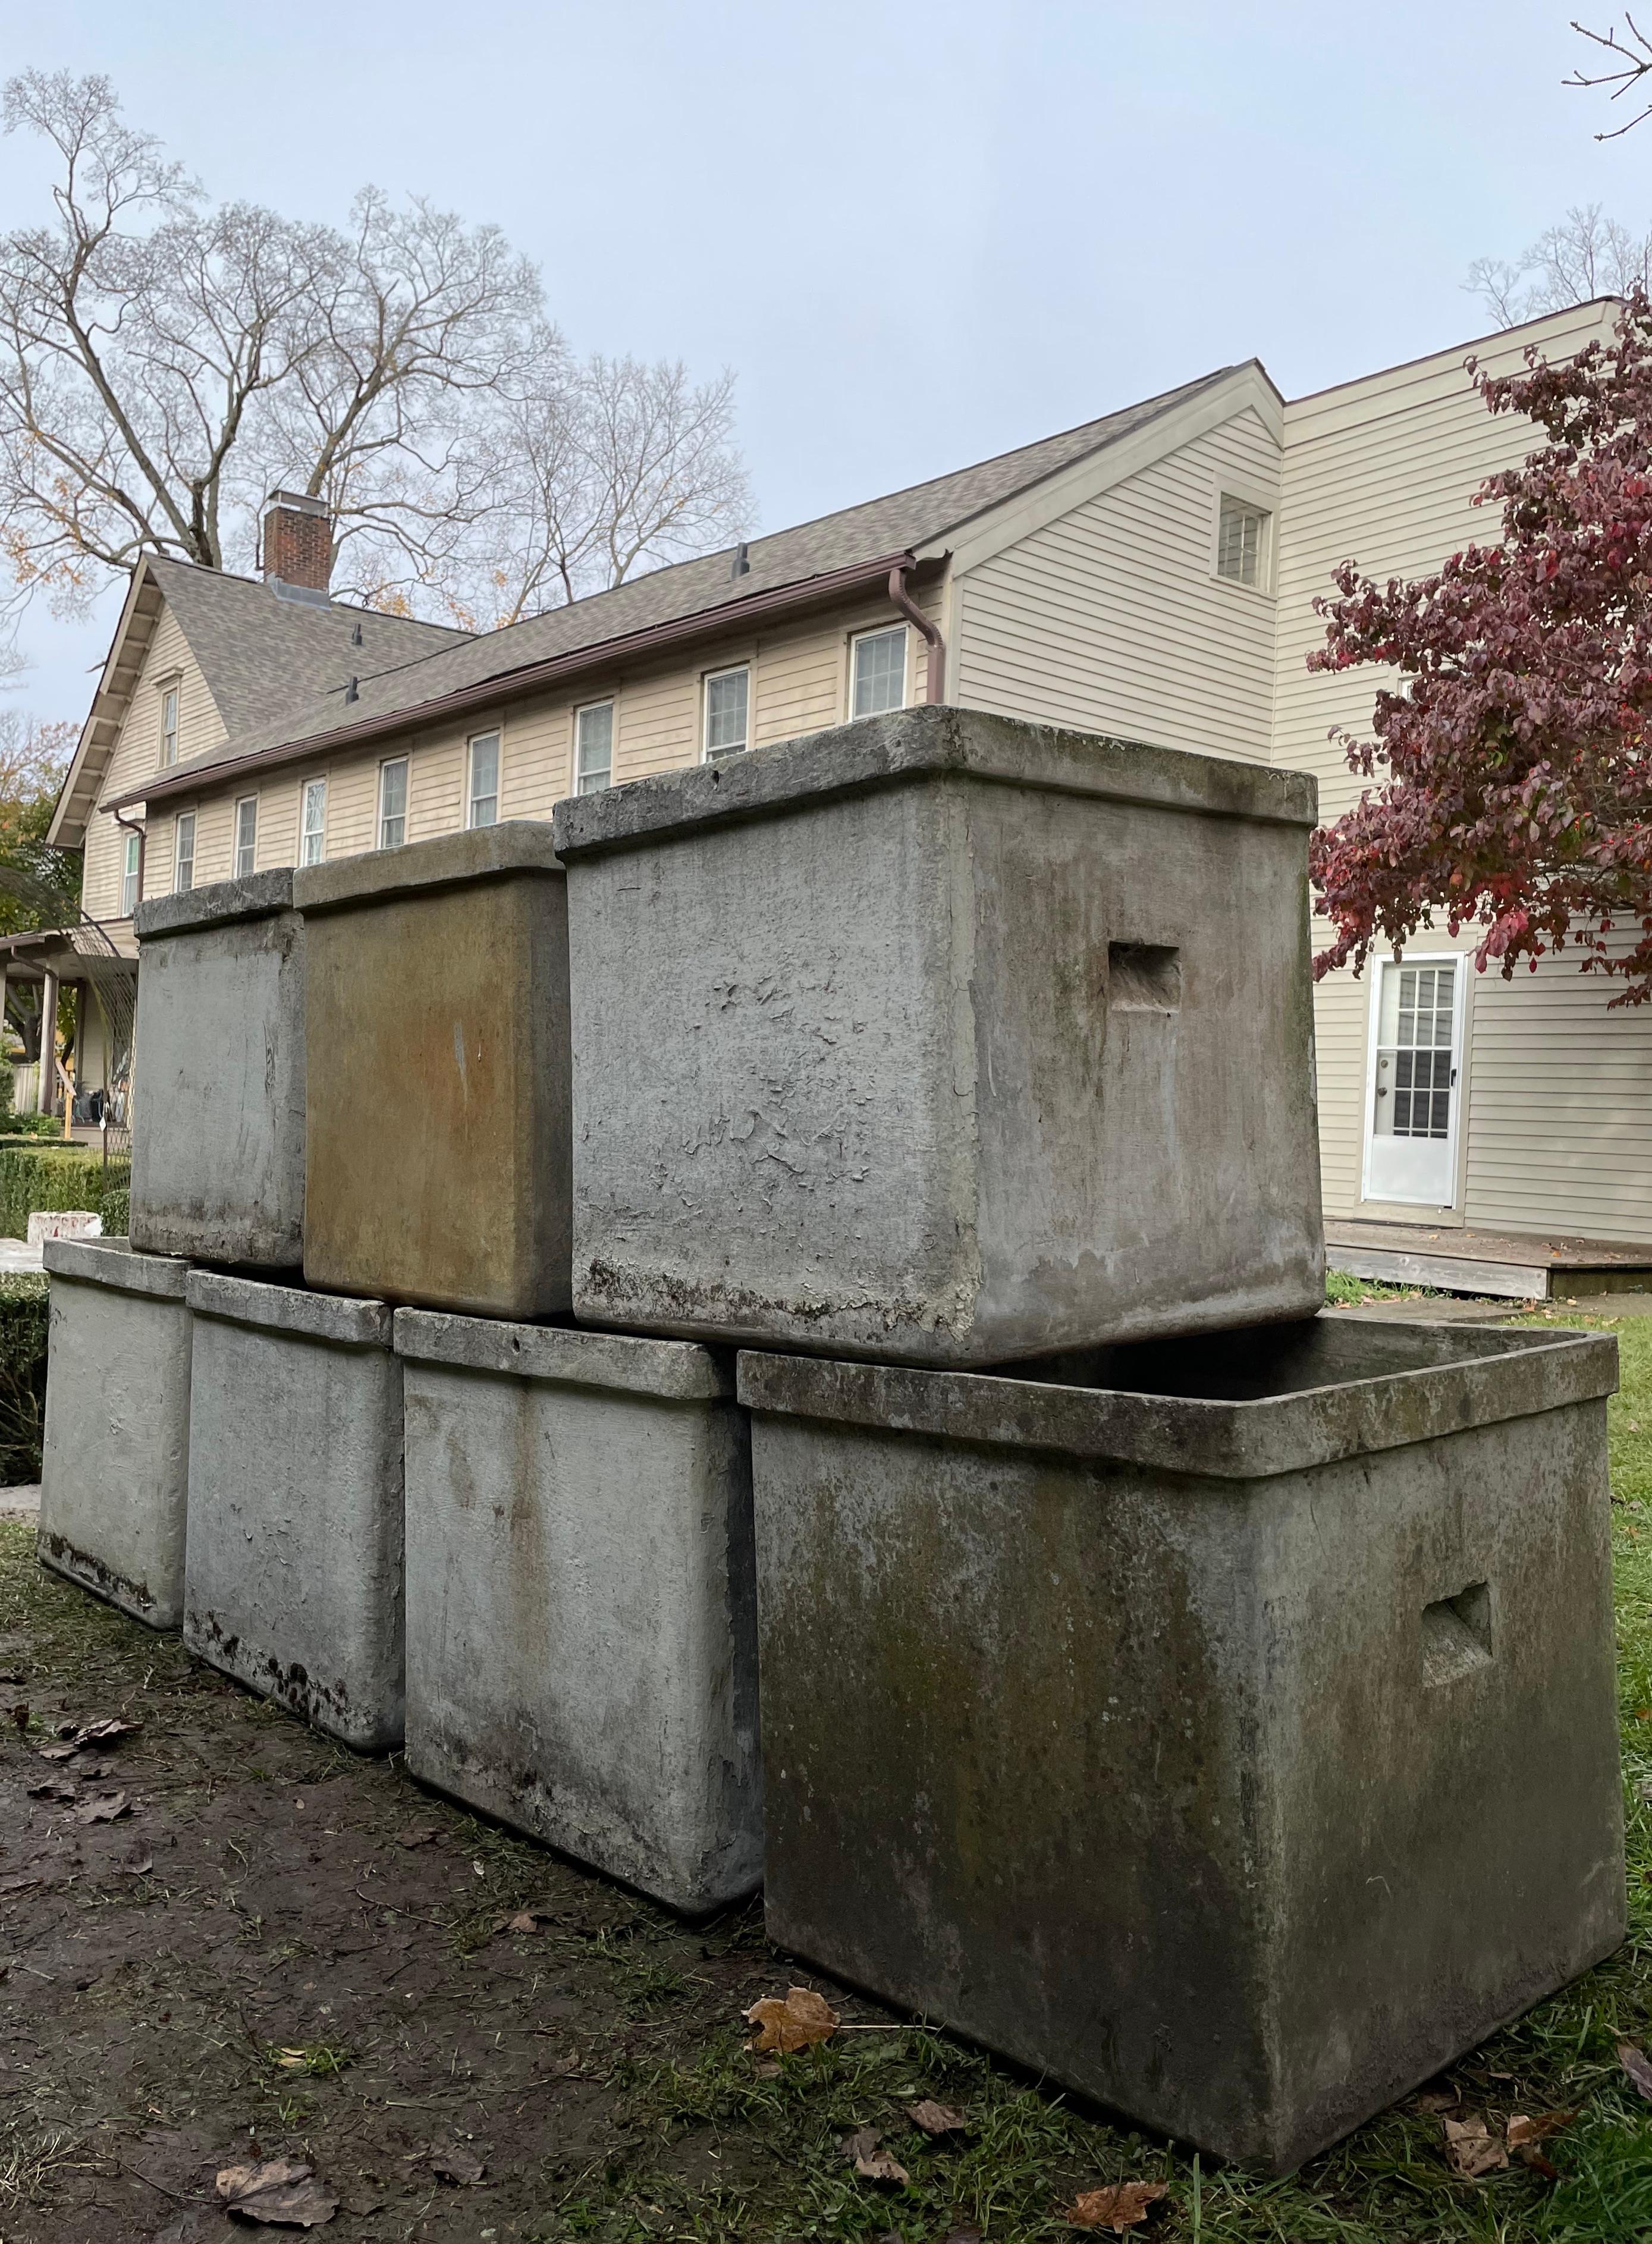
top-left (1619, 2039), bottom-right (1652, 2103)
top-left (1067, 2180), bottom-right (1170, 2232)
top-left (26, 1778), bottom-right (76, 1802)
top-left (1443, 2114), bottom-right (1509, 2179)
top-left (429, 2143), bottom-right (485, 2186)
top-left (1414, 2082), bottom-right (1461, 2113)
top-left (907, 2098), bottom-right (968, 2136)
top-left (216, 2157), bottom-right (339, 2226)
top-left (74, 1717), bottom-right (140, 1746)
top-left (73, 1790), bottom-right (129, 1824)
top-left (495, 1907), bottom-right (557, 1936)
top-left (1507, 2110), bottom-right (1576, 2148)
top-left (36, 1742), bottom-right (77, 1762)
top-left (397, 1823), bottom-right (441, 1848)
top-left (744, 1985), bottom-right (840, 2053)
top-left (842, 2127), bottom-right (910, 2186)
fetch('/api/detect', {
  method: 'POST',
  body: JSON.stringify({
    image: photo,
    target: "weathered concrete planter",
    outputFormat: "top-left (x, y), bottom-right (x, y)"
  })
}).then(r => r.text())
top-left (183, 1271), bottom-right (403, 1748)
top-left (294, 824), bottom-right (572, 1318)
top-left (739, 1315), bottom-right (1624, 2171)
top-left (395, 1309), bottom-right (761, 1912)
top-left (131, 871), bottom-right (305, 1267)
top-left (38, 1237), bottom-right (191, 1627)
top-left (553, 705), bottom-right (1324, 1366)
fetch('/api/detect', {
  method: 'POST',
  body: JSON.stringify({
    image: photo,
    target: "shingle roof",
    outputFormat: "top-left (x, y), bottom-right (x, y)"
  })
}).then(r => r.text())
top-left (115, 364), bottom-right (1242, 800)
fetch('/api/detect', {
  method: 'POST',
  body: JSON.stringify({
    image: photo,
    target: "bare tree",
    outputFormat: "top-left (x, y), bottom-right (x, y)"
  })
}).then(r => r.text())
top-left (1466, 203), bottom-right (1652, 327)
top-left (1568, 15), bottom-right (1652, 136)
top-left (0, 71), bottom-right (753, 630)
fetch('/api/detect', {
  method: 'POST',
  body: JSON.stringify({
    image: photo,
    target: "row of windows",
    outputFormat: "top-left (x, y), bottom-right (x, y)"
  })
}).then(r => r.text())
top-left (149, 624), bottom-right (912, 897)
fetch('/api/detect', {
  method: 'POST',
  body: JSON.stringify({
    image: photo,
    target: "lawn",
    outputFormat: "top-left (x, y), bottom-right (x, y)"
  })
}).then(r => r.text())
top-left (0, 1316), bottom-right (1649, 2240)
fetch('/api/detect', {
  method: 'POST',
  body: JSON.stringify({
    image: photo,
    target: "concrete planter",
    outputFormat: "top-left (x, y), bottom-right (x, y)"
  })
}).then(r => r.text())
top-left (294, 825), bottom-right (571, 1318)
top-left (739, 1315), bottom-right (1624, 2171)
top-left (38, 1236), bottom-right (191, 1627)
top-left (553, 705), bottom-right (1324, 1367)
top-left (131, 871), bottom-right (306, 1268)
top-left (183, 1270), bottom-right (403, 1749)
top-left (395, 1309), bottom-right (761, 1912)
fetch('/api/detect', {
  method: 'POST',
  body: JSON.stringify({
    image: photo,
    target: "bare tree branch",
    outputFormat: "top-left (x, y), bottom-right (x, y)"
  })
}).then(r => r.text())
top-left (1568, 15), bottom-right (1652, 136)
top-left (1466, 203), bottom-right (1652, 327)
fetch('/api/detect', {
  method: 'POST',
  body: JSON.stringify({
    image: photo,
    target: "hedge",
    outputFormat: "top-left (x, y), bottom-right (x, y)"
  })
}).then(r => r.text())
top-left (0, 1145), bottom-right (132, 1242)
top-left (0, 1274), bottom-right (49, 1483)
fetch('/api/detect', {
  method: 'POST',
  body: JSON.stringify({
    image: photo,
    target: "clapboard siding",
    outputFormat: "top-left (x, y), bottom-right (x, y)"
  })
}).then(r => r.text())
top-left (83, 606), bottom-right (226, 920)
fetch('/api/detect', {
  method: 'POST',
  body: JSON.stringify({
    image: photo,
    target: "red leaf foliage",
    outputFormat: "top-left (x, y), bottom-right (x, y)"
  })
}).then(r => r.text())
top-left (1309, 291), bottom-right (1652, 1005)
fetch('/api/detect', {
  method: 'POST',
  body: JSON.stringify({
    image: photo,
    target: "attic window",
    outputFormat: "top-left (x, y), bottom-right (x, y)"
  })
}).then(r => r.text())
top-left (159, 683), bottom-right (180, 768)
top-left (1216, 496), bottom-right (1269, 588)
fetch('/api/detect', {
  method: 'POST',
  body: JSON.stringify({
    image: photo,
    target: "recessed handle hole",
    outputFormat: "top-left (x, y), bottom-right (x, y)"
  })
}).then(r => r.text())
top-left (1109, 942), bottom-right (1182, 1012)
top-left (1422, 1580), bottom-right (1492, 1687)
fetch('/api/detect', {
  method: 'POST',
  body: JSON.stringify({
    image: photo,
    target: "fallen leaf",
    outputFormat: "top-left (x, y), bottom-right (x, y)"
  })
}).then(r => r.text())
top-left (216, 2157), bottom-right (339, 2226)
top-left (429, 2144), bottom-right (485, 2186)
top-left (117, 1850), bottom-right (155, 1877)
top-left (397, 1824), bottom-right (440, 1848)
top-left (745, 1985), bottom-right (840, 2053)
top-left (754, 2059), bottom-right (781, 2079)
top-left (1507, 2110), bottom-right (1576, 2148)
top-left (73, 1790), bottom-right (130, 1824)
top-left (907, 2098), bottom-right (968, 2136)
top-left (1443, 2114), bottom-right (1509, 2179)
top-left (1619, 2039), bottom-right (1652, 2102)
top-left (9, 1704), bottom-right (26, 1733)
top-left (842, 2127), bottom-right (910, 2186)
top-left (1067, 2180), bottom-right (1170, 2231)
top-left (26, 1778), bottom-right (76, 1802)
top-left (494, 1907), bottom-right (556, 1936)
top-left (1514, 2145), bottom-right (1561, 2181)
top-left (1415, 2083), bottom-right (1461, 2113)
top-left (73, 1717), bottom-right (140, 1746)
top-left (36, 1743), bottom-right (78, 1762)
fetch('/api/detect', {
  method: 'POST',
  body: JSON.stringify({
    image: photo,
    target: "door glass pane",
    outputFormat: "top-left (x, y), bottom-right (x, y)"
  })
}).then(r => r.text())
top-left (1374, 963), bottom-right (1456, 1140)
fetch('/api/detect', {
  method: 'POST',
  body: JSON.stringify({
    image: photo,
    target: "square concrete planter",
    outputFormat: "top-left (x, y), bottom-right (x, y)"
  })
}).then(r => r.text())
top-left (38, 1236), bottom-right (191, 1627)
top-left (131, 871), bottom-right (306, 1268)
top-left (739, 1315), bottom-right (1624, 2171)
top-left (395, 1309), bottom-right (761, 1912)
top-left (183, 1270), bottom-right (403, 1749)
top-left (294, 825), bottom-right (571, 1319)
top-left (553, 705), bottom-right (1325, 1367)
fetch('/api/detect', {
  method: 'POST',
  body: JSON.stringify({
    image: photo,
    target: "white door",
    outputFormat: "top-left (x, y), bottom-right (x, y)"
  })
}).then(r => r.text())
top-left (1363, 957), bottom-right (1464, 1207)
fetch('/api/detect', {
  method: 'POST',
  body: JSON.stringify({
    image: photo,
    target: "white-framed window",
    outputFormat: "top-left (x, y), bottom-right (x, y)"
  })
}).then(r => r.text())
top-left (120, 831), bottom-right (141, 918)
top-left (300, 777), bottom-right (327, 866)
top-left (172, 809), bottom-right (196, 893)
top-left (234, 795), bottom-right (258, 879)
top-left (702, 665), bottom-right (750, 762)
top-left (574, 700), bottom-right (613, 794)
top-left (1216, 494), bottom-right (1270, 588)
top-left (468, 731), bottom-right (500, 828)
top-left (159, 683), bottom-right (180, 768)
top-left (378, 756), bottom-right (409, 850)
top-left (850, 626), bottom-right (907, 719)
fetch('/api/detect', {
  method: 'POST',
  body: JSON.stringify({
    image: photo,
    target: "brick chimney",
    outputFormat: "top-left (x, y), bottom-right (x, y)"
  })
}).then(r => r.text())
top-left (261, 491), bottom-right (333, 601)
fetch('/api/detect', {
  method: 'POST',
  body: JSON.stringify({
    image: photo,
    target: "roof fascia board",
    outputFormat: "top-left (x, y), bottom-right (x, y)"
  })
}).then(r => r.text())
top-left (928, 366), bottom-right (1284, 580)
top-left (48, 560), bottom-right (169, 848)
top-left (104, 551), bottom-right (924, 815)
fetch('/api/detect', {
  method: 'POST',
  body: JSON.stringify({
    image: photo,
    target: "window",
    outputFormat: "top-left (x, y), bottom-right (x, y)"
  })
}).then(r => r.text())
top-left (703, 667), bottom-right (750, 762)
top-left (160, 684), bottom-right (180, 768)
top-left (1216, 495), bottom-right (1270, 588)
top-left (378, 757), bottom-right (409, 850)
top-left (172, 810), bottom-right (196, 893)
top-left (120, 832), bottom-right (141, 918)
top-left (468, 731), bottom-right (500, 828)
top-left (851, 626), bottom-right (907, 719)
top-left (574, 701), bottom-right (613, 794)
top-left (300, 777), bottom-right (327, 866)
top-left (234, 796), bottom-right (258, 879)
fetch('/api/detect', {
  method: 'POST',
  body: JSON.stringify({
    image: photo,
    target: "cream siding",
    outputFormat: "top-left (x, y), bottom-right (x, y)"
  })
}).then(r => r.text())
top-left (1271, 300), bottom-right (1652, 1240)
top-left (81, 606), bottom-right (225, 921)
top-left (953, 407), bottom-right (1282, 760)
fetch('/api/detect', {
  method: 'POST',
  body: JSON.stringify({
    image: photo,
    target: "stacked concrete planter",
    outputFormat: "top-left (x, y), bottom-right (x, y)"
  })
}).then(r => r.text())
top-left (552, 705), bottom-right (1326, 1366)
top-left (395, 1310), bottom-right (761, 1912)
top-left (37, 1236), bottom-right (192, 1627)
top-left (738, 1314), bottom-right (1624, 2172)
top-left (131, 871), bottom-right (306, 1268)
top-left (294, 825), bottom-right (571, 1318)
top-left (184, 1270), bottom-right (403, 1748)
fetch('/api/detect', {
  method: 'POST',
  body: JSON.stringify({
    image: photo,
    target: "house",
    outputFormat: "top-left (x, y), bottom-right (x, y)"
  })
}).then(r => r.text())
top-left (32, 297), bottom-right (1652, 1291)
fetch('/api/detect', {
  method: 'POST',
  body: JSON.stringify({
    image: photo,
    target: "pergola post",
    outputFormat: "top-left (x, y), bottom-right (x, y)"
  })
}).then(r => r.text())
top-left (37, 966), bottom-right (58, 1115)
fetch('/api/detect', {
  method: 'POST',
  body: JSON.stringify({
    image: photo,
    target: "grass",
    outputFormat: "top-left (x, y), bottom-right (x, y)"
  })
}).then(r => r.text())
top-left (1325, 1269), bottom-right (1449, 1305)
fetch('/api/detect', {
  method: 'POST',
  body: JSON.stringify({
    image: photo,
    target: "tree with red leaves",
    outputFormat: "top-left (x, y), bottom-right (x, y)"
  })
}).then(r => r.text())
top-left (1309, 292), bottom-right (1652, 1008)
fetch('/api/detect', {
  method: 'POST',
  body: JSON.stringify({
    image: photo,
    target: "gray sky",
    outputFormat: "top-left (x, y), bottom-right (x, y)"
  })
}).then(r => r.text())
top-left (2, 0), bottom-right (1649, 724)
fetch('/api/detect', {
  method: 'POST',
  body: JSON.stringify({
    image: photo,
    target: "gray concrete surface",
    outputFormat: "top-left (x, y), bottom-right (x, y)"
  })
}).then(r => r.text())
top-left (36, 1237), bottom-right (191, 1628)
top-left (739, 1313), bottom-right (1624, 2171)
top-left (183, 1269), bottom-right (403, 1749)
top-left (295, 824), bottom-right (572, 1319)
top-left (395, 1309), bottom-right (761, 1913)
top-left (554, 705), bottom-right (1325, 1366)
top-left (130, 870), bottom-right (306, 1268)
top-left (0, 1485), bottom-right (39, 1522)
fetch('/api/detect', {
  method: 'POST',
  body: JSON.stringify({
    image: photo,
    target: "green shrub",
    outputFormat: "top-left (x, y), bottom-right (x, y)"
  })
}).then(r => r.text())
top-left (0, 1114), bottom-right (74, 1141)
top-left (0, 1145), bottom-right (131, 1240)
top-left (0, 1275), bottom-right (48, 1483)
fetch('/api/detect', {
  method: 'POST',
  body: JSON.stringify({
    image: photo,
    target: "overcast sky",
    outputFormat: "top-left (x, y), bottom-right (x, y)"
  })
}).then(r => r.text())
top-left (2, 0), bottom-right (1650, 722)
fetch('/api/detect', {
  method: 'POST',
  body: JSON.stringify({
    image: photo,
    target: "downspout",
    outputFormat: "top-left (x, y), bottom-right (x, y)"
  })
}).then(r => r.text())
top-left (112, 808), bottom-right (146, 914)
top-left (888, 561), bottom-right (946, 704)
